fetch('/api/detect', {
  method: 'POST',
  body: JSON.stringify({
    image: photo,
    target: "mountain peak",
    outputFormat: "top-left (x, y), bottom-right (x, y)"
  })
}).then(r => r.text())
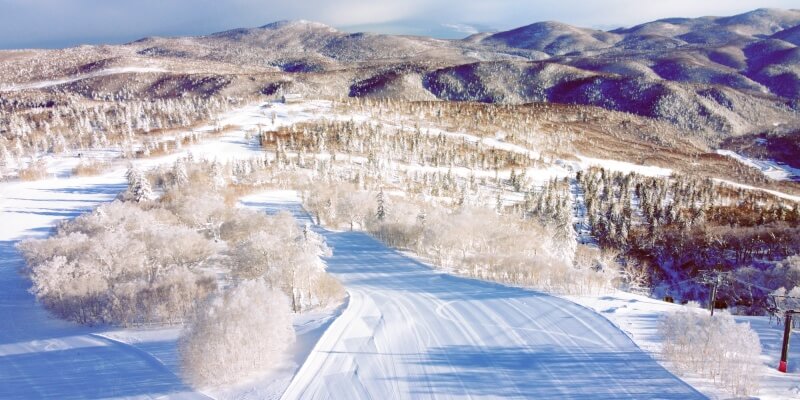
top-left (259, 20), bottom-right (336, 31)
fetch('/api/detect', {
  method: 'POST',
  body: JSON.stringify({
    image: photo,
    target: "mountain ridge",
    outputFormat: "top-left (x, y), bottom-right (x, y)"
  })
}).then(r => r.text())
top-left (1, 8), bottom-right (799, 143)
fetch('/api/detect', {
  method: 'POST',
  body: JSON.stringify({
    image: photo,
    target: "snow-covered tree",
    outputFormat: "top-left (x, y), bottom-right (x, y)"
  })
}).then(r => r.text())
top-left (376, 188), bottom-right (386, 221)
top-left (179, 280), bottom-right (295, 387)
top-left (172, 158), bottom-right (189, 187)
top-left (126, 165), bottom-right (154, 202)
top-left (660, 307), bottom-right (761, 396)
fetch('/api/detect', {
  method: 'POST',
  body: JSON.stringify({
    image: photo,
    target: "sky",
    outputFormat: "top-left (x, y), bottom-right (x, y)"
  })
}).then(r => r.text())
top-left (0, 0), bottom-right (797, 49)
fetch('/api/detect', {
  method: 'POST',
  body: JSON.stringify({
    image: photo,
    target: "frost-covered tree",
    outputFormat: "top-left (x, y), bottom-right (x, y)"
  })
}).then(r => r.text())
top-left (172, 158), bottom-right (189, 187)
top-left (660, 307), bottom-right (761, 397)
top-left (179, 280), bottom-right (295, 387)
top-left (231, 211), bottom-right (338, 312)
top-left (210, 161), bottom-right (226, 189)
top-left (17, 201), bottom-right (216, 325)
top-left (376, 188), bottom-right (386, 221)
top-left (126, 165), bottom-right (154, 202)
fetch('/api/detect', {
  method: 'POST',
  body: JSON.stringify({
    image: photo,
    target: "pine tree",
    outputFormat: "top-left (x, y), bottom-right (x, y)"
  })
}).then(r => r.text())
top-left (210, 162), bottom-right (225, 189)
top-left (126, 166), bottom-right (153, 202)
top-left (173, 158), bottom-right (189, 187)
top-left (376, 189), bottom-right (386, 221)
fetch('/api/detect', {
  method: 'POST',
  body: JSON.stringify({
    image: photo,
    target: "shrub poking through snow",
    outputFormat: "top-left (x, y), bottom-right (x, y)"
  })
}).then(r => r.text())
top-left (660, 307), bottom-right (762, 397)
top-left (179, 279), bottom-right (295, 387)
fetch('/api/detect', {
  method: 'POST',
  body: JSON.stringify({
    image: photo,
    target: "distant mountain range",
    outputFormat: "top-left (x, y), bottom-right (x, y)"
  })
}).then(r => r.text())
top-left (2, 8), bottom-right (800, 142)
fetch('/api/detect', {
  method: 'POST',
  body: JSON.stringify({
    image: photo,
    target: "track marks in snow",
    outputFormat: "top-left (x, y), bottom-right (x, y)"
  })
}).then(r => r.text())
top-left (266, 201), bottom-right (706, 399)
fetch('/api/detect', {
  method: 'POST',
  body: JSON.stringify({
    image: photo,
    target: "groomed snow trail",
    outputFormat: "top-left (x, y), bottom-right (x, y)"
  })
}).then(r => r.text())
top-left (234, 196), bottom-right (706, 400)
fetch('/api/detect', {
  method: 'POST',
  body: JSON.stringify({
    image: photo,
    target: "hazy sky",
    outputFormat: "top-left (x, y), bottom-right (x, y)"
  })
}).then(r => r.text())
top-left (0, 0), bottom-right (797, 49)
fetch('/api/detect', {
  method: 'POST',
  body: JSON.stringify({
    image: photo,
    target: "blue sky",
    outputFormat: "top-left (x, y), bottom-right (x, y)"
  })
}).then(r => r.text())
top-left (0, 0), bottom-right (797, 49)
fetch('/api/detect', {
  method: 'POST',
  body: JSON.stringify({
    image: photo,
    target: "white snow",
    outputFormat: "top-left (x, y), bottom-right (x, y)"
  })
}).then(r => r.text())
top-left (568, 291), bottom-right (800, 399)
top-left (572, 155), bottom-right (674, 177)
top-left (276, 195), bottom-right (704, 398)
top-left (716, 149), bottom-right (800, 182)
top-left (0, 67), bottom-right (168, 92)
top-left (0, 101), bottom-right (338, 399)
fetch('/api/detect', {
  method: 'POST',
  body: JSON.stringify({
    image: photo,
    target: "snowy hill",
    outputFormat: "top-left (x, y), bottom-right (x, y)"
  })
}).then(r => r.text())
top-left (1, 6), bottom-right (800, 399)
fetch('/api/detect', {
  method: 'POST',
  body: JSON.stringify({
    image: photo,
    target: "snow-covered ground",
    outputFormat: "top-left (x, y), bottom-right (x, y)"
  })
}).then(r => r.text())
top-left (714, 178), bottom-right (800, 202)
top-left (3, 98), bottom-right (799, 398)
top-left (568, 291), bottom-right (800, 399)
top-left (271, 202), bottom-right (704, 398)
top-left (717, 149), bottom-right (800, 182)
top-left (0, 67), bottom-right (168, 92)
top-left (572, 155), bottom-right (673, 177)
top-left (0, 101), bottom-right (341, 399)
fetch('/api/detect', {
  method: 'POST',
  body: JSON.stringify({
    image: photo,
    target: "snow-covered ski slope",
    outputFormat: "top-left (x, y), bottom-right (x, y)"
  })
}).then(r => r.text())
top-left (0, 67), bottom-right (167, 92)
top-left (255, 201), bottom-right (703, 399)
top-left (6, 98), bottom-right (796, 399)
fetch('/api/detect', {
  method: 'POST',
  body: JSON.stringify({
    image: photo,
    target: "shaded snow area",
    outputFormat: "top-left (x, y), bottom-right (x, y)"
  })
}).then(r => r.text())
top-left (717, 149), bottom-right (800, 182)
top-left (568, 291), bottom-right (800, 399)
top-left (0, 67), bottom-right (168, 92)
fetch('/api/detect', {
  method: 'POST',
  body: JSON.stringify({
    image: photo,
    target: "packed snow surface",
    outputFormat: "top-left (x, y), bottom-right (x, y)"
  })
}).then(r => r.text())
top-left (716, 149), bottom-right (800, 182)
top-left (272, 197), bottom-right (704, 398)
top-left (569, 291), bottom-right (800, 400)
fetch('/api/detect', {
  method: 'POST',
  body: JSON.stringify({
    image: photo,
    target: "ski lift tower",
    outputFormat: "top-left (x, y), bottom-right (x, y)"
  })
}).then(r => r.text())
top-left (768, 293), bottom-right (800, 373)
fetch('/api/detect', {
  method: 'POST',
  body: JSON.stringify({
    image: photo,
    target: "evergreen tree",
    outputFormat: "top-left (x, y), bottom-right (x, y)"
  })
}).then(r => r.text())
top-left (126, 165), bottom-right (153, 202)
top-left (376, 189), bottom-right (386, 221)
top-left (210, 162), bottom-right (226, 189)
top-left (173, 158), bottom-right (189, 187)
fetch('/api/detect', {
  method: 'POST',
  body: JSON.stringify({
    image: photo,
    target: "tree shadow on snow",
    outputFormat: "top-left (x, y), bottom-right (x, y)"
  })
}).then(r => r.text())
top-left (399, 345), bottom-right (706, 399)
top-left (37, 183), bottom-right (127, 197)
top-left (0, 344), bottom-right (194, 399)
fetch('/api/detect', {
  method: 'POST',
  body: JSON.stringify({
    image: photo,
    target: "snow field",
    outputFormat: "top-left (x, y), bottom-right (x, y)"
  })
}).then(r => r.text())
top-left (568, 291), bottom-right (800, 399)
top-left (0, 101), bottom-right (341, 399)
top-left (274, 208), bottom-right (705, 399)
top-left (716, 149), bottom-right (800, 182)
top-left (3, 99), bottom-right (798, 399)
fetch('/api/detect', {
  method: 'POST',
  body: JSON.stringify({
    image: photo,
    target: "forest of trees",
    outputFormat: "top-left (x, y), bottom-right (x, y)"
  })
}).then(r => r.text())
top-left (0, 94), bottom-right (239, 180)
top-left (247, 106), bottom-right (800, 314)
top-left (18, 158), bottom-right (343, 326)
top-left (577, 167), bottom-right (800, 312)
top-left (304, 182), bottom-right (616, 295)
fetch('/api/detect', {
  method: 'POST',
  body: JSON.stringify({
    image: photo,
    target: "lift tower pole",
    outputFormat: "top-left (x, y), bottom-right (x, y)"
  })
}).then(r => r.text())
top-left (779, 311), bottom-right (794, 373)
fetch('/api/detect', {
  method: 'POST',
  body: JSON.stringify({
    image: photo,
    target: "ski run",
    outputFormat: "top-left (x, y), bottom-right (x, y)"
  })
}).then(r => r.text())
top-left (1, 100), bottom-right (799, 399)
